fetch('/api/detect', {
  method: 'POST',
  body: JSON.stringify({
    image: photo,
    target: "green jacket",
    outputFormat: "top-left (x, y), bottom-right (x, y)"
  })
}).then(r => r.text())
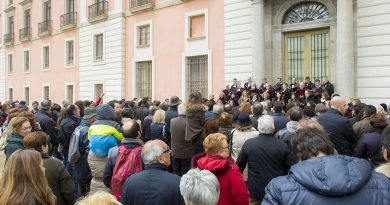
top-left (5, 132), bottom-right (24, 161)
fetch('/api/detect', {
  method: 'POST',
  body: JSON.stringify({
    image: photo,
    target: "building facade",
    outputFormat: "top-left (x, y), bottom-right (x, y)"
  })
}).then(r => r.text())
top-left (0, 0), bottom-right (389, 105)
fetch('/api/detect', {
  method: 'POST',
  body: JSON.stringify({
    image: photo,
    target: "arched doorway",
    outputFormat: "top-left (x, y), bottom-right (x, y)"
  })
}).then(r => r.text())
top-left (282, 2), bottom-right (331, 83)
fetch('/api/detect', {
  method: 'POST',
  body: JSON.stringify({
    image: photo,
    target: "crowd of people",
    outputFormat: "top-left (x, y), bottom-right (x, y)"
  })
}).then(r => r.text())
top-left (0, 76), bottom-right (390, 205)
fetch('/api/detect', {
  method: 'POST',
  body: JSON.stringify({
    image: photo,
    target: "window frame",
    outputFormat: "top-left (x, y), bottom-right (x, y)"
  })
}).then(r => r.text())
top-left (65, 82), bottom-right (75, 103)
top-left (42, 44), bottom-right (51, 70)
top-left (135, 60), bottom-right (153, 98)
top-left (64, 38), bottom-right (76, 68)
top-left (23, 48), bottom-right (31, 73)
top-left (42, 84), bottom-right (51, 101)
top-left (93, 33), bottom-right (104, 63)
top-left (8, 87), bottom-right (13, 102)
top-left (137, 25), bottom-right (151, 47)
top-left (23, 85), bottom-right (30, 105)
top-left (7, 53), bottom-right (13, 74)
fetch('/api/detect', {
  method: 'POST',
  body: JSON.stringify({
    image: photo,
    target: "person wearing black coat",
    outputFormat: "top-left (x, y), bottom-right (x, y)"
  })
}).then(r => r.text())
top-left (120, 140), bottom-right (185, 205)
top-left (263, 127), bottom-right (390, 205)
top-left (34, 100), bottom-right (59, 150)
top-left (164, 96), bottom-right (180, 142)
top-left (135, 97), bottom-right (150, 125)
top-left (236, 115), bottom-right (293, 203)
top-left (271, 102), bottom-right (289, 133)
top-left (317, 96), bottom-right (357, 156)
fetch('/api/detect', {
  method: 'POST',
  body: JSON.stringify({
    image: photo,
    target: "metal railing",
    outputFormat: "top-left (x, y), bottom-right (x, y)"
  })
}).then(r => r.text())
top-left (88, 1), bottom-right (108, 20)
top-left (60, 12), bottom-right (77, 28)
top-left (38, 20), bottom-right (52, 35)
top-left (19, 27), bottom-right (31, 40)
top-left (130, 0), bottom-right (154, 8)
top-left (3, 33), bottom-right (14, 44)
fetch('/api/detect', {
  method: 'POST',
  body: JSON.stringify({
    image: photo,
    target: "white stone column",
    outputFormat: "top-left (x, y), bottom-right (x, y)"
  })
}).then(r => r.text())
top-left (80, 0), bottom-right (87, 24)
top-left (336, 0), bottom-right (355, 98)
top-left (251, 0), bottom-right (265, 85)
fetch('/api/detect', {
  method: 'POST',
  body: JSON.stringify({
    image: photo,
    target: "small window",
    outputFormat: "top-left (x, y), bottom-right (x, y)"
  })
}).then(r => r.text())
top-left (44, 1), bottom-right (51, 21)
top-left (43, 85), bottom-right (50, 100)
top-left (66, 40), bottom-right (74, 65)
top-left (8, 16), bottom-right (14, 34)
top-left (94, 34), bottom-right (103, 61)
top-left (24, 87), bottom-right (30, 105)
top-left (94, 84), bottom-right (103, 100)
top-left (24, 50), bottom-right (30, 72)
top-left (43, 46), bottom-right (50, 69)
top-left (189, 15), bottom-right (205, 38)
top-left (8, 88), bottom-right (13, 102)
top-left (136, 61), bottom-right (152, 98)
top-left (66, 84), bottom-right (74, 103)
top-left (24, 9), bottom-right (31, 28)
top-left (137, 25), bottom-right (150, 46)
top-left (8, 54), bottom-right (13, 74)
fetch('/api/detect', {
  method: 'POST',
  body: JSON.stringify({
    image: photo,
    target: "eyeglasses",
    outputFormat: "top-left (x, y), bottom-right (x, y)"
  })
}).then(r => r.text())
top-left (162, 146), bottom-right (171, 154)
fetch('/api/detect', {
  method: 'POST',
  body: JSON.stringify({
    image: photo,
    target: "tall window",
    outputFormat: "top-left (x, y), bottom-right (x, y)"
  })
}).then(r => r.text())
top-left (189, 15), bottom-right (205, 38)
top-left (24, 9), bottom-right (31, 28)
top-left (186, 55), bottom-right (208, 99)
top-left (137, 25), bottom-right (150, 46)
top-left (94, 84), bottom-right (103, 100)
top-left (7, 54), bottom-right (13, 74)
top-left (136, 61), bottom-right (152, 98)
top-left (24, 87), bottom-right (30, 105)
top-left (66, 40), bottom-right (74, 65)
top-left (8, 16), bottom-right (14, 34)
top-left (24, 50), bottom-right (30, 72)
top-left (43, 46), bottom-right (50, 69)
top-left (66, 0), bottom-right (75, 13)
top-left (8, 88), bottom-right (13, 102)
top-left (94, 34), bottom-right (103, 61)
top-left (43, 85), bottom-right (50, 100)
top-left (66, 84), bottom-right (74, 103)
top-left (44, 1), bottom-right (51, 21)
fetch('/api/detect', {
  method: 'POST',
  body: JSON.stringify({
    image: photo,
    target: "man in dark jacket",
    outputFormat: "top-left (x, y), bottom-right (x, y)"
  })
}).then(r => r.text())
top-left (121, 140), bottom-right (185, 205)
top-left (236, 115), bottom-right (293, 204)
top-left (317, 96), bottom-right (357, 156)
top-left (135, 97), bottom-right (150, 126)
top-left (263, 127), bottom-right (390, 205)
top-left (251, 102), bottom-right (263, 130)
top-left (34, 100), bottom-right (60, 158)
top-left (164, 96), bottom-right (181, 143)
top-left (58, 104), bottom-right (80, 194)
top-left (103, 120), bottom-right (144, 188)
top-left (275, 106), bottom-right (303, 150)
top-left (170, 104), bottom-right (192, 176)
top-left (73, 106), bottom-right (96, 197)
top-left (271, 101), bottom-right (289, 133)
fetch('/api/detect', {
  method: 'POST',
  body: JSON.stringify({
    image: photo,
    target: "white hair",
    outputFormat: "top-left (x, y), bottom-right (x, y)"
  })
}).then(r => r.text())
top-left (141, 142), bottom-right (164, 165)
top-left (180, 168), bottom-right (220, 205)
top-left (178, 103), bottom-right (187, 115)
top-left (257, 115), bottom-right (275, 134)
top-left (212, 104), bottom-right (224, 115)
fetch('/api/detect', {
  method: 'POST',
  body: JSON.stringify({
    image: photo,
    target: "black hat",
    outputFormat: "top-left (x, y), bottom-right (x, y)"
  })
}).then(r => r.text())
top-left (237, 112), bottom-right (252, 127)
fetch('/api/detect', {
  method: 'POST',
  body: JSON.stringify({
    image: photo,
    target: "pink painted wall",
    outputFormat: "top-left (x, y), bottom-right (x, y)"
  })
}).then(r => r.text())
top-left (5, 0), bottom-right (80, 105)
top-left (125, 0), bottom-right (225, 101)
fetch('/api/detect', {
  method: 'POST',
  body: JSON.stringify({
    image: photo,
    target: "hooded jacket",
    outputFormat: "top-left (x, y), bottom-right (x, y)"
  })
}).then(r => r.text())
top-left (262, 155), bottom-right (390, 205)
top-left (88, 104), bottom-right (123, 157)
top-left (193, 153), bottom-right (249, 205)
top-left (275, 121), bottom-right (299, 149)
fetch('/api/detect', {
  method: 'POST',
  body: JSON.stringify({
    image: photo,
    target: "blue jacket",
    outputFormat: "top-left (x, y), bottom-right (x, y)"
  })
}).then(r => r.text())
top-left (353, 128), bottom-right (385, 167)
top-left (120, 163), bottom-right (185, 205)
top-left (317, 108), bottom-right (357, 156)
top-left (262, 155), bottom-right (390, 205)
top-left (35, 110), bottom-right (58, 146)
top-left (88, 104), bottom-right (123, 157)
top-left (74, 120), bottom-right (93, 184)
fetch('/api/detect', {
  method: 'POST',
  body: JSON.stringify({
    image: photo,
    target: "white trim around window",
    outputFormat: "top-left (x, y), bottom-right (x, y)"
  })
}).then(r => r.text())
top-left (92, 31), bottom-right (105, 65)
top-left (7, 52), bottom-right (13, 75)
top-left (41, 43), bottom-right (51, 71)
top-left (64, 82), bottom-right (75, 103)
top-left (42, 84), bottom-right (51, 101)
top-left (23, 85), bottom-right (30, 105)
top-left (7, 86), bottom-right (13, 102)
top-left (23, 48), bottom-right (31, 73)
top-left (64, 37), bottom-right (76, 68)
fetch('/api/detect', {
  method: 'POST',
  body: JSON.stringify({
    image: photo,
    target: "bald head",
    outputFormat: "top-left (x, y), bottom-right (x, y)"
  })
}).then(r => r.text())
top-left (141, 140), bottom-right (168, 165)
top-left (330, 96), bottom-right (347, 114)
top-left (122, 120), bottom-right (141, 139)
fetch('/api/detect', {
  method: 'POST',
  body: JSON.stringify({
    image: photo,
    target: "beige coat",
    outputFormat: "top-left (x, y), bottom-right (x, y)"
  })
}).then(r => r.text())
top-left (87, 152), bottom-right (111, 194)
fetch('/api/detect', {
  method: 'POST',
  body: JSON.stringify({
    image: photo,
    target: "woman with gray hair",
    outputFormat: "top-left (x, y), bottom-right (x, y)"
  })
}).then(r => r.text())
top-left (180, 168), bottom-right (220, 205)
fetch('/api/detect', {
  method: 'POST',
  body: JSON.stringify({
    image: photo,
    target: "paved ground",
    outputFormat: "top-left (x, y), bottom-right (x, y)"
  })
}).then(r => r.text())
top-left (0, 151), bottom-right (5, 178)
